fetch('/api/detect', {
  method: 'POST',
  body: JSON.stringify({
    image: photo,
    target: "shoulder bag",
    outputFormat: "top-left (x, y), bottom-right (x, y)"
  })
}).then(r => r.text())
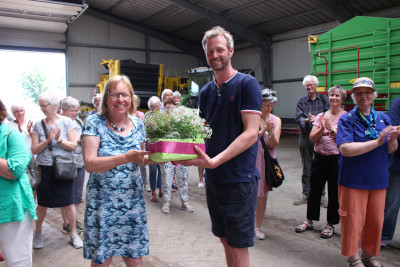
top-left (260, 136), bottom-right (284, 188)
top-left (41, 120), bottom-right (77, 180)
top-left (7, 131), bottom-right (41, 189)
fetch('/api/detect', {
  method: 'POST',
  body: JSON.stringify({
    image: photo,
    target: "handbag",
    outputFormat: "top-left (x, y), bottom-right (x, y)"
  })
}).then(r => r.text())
top-left (41, 120), bottom-right (77, 180)
top-left (6, 131), bottom-right (41, 189)
top-left (260, 136), bottom-right (284, 188)
top-left (26, 156), bottom-right (41, 189)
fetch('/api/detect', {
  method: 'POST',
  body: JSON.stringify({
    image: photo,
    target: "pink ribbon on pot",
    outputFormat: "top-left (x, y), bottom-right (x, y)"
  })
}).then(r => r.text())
top-left (148, 141), bottom-right (205, 155)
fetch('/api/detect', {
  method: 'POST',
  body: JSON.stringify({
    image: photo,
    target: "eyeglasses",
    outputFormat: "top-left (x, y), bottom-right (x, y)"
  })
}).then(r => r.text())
top-left (39, 103), bottom-right (51, 109)
top-left (108, 92), bottom-right (131, 100)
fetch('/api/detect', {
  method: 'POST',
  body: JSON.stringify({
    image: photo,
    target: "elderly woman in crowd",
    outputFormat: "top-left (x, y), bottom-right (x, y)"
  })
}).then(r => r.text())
top-left (82, 75), bottom-right (151, 266)
top-left (337, 77), bottom-right (398, 267)
top-left (159, 89), bottom-right (194, 214)
top-left (87, 93), bottom-right (103, 117)
top-left (295, 85), bottom-right (347, 238)
top-left (59, 96), bottom-right (85, 234)
top-left (144, 96), bottom-right (162, 202)
top-left (0, 98), bottom-right (37, 267)
top-left (134, 94), bottom-right (149, 192)
top-left (31, 91), bottom-right (83, 249)
top-left (173, 91), bottom-right (182, 106)
top-left (254, 89), bottom-right (282, 240)
top-left (7, 104), bottom-right (33, 152)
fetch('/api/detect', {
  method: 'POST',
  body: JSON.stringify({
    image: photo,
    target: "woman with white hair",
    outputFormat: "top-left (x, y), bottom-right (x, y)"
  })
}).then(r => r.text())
top-left (7, 104), bottom-right (33, 152)
top-left (30, 91), bottom-right (83, 249)
top-left (60, 96), bottom-right (85, 235)
top-left (295, 85), bottom-right (347, 239)
top-left (87, 93), bottom-right (103, 118)
top-left (145, 96), bottom-right (162, 201)
top-left (254, 88), bottom-right (282, 240)
top-left (173, 91), bottom-right (182, 106)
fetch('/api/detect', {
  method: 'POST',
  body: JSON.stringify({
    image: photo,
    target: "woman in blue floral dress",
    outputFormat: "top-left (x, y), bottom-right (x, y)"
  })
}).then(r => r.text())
top-left (82, 75), bottom-right (151, 266)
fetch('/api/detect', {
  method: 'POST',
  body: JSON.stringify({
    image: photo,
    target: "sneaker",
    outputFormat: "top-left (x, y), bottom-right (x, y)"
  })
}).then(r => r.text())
top-left (320, 196), bottom-right (328, 208)
top-left (62, 224), bottom-right (70, 234)
top-left (0, 252), bottom-right (4, 261)
top-left (76, 220), bottom-right (84, 231)
top-left (198, 182), bottom-right (205, 189)
top-left (33, 232), bottom-right (43, 249)
top-left (146, 185), bottom-right (151, 192)
top-left (293, 195), bottom-right (308, 205)
top-left (255, 228), bottom-right (265, 240)
top-left (381, 239), bottom-right (390, 247)
top-left (63, 224), bottom-right (83, 235)
top-left (70, 233), bottom-right (83, 249)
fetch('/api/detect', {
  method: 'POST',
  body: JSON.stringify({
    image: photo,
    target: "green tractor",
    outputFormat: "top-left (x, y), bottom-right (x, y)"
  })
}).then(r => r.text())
top-left (181, 67), bottom-right (255, 108)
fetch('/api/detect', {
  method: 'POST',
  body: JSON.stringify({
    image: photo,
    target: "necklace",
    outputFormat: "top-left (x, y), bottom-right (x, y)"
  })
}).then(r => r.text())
top-left (110, 117), bottom-right (127, 132)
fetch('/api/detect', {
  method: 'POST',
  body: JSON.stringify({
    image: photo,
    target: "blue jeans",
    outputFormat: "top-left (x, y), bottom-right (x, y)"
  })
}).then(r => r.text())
top-left (149, 164), bottom-right (161, 191)
top-left (381, 169), bottom-right (400, 243)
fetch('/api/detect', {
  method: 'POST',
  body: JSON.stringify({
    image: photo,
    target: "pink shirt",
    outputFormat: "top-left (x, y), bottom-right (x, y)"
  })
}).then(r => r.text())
top-left (135, 111), bottom-right (145, 122)
top-left (313, 110), bottom-right (347, 155)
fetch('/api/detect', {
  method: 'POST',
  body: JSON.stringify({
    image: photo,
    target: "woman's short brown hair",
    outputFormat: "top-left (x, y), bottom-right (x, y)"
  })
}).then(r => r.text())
top-left (99, 75), bottom-right (136, 116)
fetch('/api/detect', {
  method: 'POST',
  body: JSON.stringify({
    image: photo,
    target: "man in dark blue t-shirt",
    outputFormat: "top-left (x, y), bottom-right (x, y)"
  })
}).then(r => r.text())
top-left (180, 26), bottom-right (262, 266)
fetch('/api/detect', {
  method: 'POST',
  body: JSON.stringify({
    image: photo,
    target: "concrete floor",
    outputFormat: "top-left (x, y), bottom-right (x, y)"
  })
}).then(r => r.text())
top-left (1, 134), bottom-right (399, 266)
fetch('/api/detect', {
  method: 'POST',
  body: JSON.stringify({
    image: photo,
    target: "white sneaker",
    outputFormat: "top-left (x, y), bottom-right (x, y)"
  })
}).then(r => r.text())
top-left (320, 196), bottom-right (328, 208)
top-left (70, 233), bottom-right (83, 249)
top-left (146, 185), bottom-right (151, 192)
top-left (33, 232), bottom-right (43, 249)
top-left (293, 195), bottom-right (308, 205)
top-left (198, 182), bottom-right (205, 189)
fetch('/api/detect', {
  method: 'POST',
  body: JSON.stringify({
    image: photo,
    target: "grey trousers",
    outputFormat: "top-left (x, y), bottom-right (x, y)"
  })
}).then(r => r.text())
top-left (299, 132), bottom-right (325, 197)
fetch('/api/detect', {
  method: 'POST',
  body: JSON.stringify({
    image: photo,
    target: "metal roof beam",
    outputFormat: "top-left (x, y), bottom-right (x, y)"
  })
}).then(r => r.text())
top-left (166, 0), bottom-right (269, 47)
top-left (314, 0), bottom-right (356, 22)
top-left (85, 8), bottom-right (205, 62)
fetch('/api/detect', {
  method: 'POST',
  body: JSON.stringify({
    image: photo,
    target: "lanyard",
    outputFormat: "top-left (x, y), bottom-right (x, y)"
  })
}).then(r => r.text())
top-left (352, 106), bottom-right (378, 140)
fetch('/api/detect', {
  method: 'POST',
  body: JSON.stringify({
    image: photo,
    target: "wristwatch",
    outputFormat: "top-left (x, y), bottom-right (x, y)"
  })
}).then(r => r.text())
top-left (330, 129), bottom-right (336, 134)
top-left (57, 139), bottom-right (63, 144)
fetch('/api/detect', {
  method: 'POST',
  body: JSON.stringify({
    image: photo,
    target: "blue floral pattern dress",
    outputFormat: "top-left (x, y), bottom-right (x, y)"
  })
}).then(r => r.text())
top-left (82, 114), bottom-right (149, 264)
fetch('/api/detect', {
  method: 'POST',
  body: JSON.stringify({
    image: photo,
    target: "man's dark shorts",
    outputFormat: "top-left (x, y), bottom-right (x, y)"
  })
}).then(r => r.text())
top-left (205, 179), bottom-right (258, 248)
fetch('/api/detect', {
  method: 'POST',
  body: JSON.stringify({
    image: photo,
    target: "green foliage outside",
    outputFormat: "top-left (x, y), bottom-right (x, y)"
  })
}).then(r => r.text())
top-left (19, 69), bottom-right (49, 103)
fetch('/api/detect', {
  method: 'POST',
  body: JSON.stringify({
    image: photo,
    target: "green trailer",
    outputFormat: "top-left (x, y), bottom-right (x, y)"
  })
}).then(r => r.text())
top-left (310, 16), bottom-right (400, 111)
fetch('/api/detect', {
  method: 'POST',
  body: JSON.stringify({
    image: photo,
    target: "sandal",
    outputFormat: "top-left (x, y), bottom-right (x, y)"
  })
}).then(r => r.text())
top-left (320, 225), bottom-right (334, 239)
top-left (347, 258), bottom-right (363, 267)
top-left (361, 255), bottom-right (384, 267)
top-left (295, 221), bottom-right (313, 233)
top-left (255, 228), bottom-right (265, 240)
top-left (181, 201), bottom-right (194, 213)
top-left (161, 202), bottom-right (170, 214)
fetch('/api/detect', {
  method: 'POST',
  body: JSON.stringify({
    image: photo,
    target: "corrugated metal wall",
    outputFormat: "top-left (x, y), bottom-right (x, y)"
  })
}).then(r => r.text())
top-left (67, 14), bottom-right (198, 103)
top-left (232, 47), bottom-right (263, 83)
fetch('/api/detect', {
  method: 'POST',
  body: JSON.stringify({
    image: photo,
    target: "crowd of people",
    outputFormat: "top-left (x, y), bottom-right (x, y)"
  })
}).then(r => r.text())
top-left (0, 25), bottom-right (399, 267)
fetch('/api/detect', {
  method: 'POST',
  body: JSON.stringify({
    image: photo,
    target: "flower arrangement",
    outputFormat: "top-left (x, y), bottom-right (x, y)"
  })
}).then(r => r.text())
top-left (145, 106), bottom-right (212, 142)
top-left (145, 106), bottom-right (212, 162)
